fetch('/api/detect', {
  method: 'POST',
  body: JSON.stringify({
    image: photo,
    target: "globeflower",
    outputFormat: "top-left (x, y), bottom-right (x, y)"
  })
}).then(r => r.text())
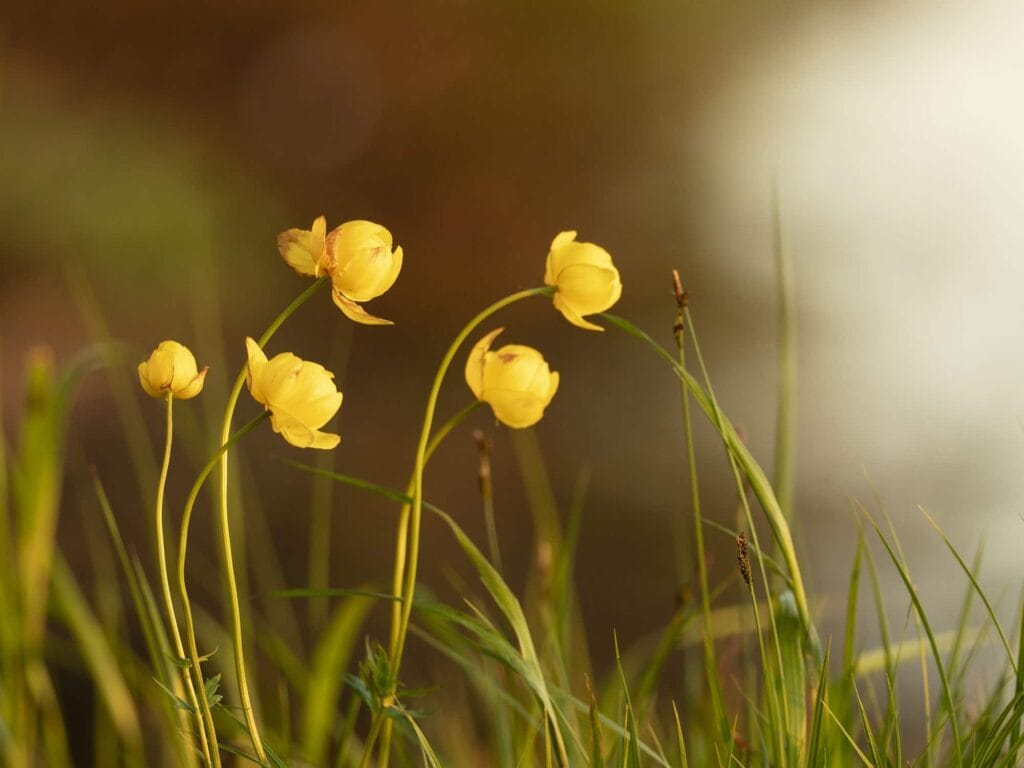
top-left (276, 216), bottom-right (402, 326)
top-left (544, 230), bottom-right (622, 331)
top-left (464, 328), bottom-right (559, 429)
top-left (138, 341), bottom-right (208, 400)
top-left (244, 338), bottom-right (343, 449)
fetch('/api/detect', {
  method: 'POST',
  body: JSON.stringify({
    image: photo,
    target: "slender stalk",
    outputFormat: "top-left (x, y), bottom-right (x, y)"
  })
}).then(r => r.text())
top-left (177, 412), bottom-right (269, 767)
top-left (671, 272), bottom-right (729, 744)
top-left (370, 287), bottom-right (551, 766)
top-left (370, 400), bottom-right (482, 768)
top-left (393, 288), bottom-right (549, 668)
top-left (601, 310), bottom-right (821, 660)
top-left (385, 399), bottom-right (485, 682)
top-left (688, 310), bottom-right (790, 762)
top-left (474, 429), bottom-right (503, 573)
top-left (155, 394), bottom-right (211, 765)
top-left (215, 275), bottom-right (328, 760)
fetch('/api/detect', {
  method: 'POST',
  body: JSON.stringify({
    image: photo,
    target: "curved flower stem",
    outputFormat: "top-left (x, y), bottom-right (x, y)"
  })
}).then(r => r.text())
top-left (177, 412), bottom-right (269, 767)
top-left (385, 399), bottom-right (484, 656)
top-left (370, 286), bottom-right (552, 767)
top-left (366, 400), bottom-right (482, 768)
top-left (215, 276), bottom-right (329, 761)
top-left (155, 394), bottom-right (211, 766)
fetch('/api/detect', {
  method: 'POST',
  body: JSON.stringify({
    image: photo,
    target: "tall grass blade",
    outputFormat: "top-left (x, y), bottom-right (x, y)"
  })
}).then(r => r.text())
top-left (672, 701), bottom-right (689, 768)
top-left (771, 186), bottom-right (797, 524)
top-left (301, 595), bottom-right (375, 765)
top-left (586, 674), bottom-right (605, 768)
top-left (774, 590), bottom-right (807, 764)
top-left (824, 700), bottom-right (875, 768)
top-left (613, 633), bottom-right (641, 768)
top-left (919, 507), bottom-right (1016, 671)
top-left (863, 511), bottom-right (963, 765)
top-left (805, 639), bottom-right (831, 767)
top-left (1014, 591), bottom-right (1024, 766)
top-left (50, 555), bottom-right (142, 752)
top-left (601, 311), bottom-right (819, 659)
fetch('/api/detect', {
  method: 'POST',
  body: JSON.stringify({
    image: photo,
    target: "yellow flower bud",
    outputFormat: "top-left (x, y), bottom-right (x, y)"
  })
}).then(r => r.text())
top-left (544, 230), bottom-right (622, 331)
top-left (138, 341), bottom-right (208, 400)
top-left (244, 338), bottom-right (343, 449)
top-left (465, 328), bottom-right (559, 429)
top-left (319, 220), bottom-right (403, 326)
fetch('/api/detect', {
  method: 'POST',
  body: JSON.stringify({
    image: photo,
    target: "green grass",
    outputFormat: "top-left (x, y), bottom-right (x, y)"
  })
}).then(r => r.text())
top-left (1, 250), bottom-right (1022, 768)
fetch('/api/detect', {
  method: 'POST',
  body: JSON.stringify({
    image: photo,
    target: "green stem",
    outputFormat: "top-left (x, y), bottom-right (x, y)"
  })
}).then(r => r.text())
top-left (394, 288), bottom-right (549, 669)
top-left (601, 311), bottom-right (820, 660)
top-left (374, 399), bottom-right (485, 768)
top-left (372, 287), bottom-right (551, 766)
top-left (386, 399), bottom-right (484, 658)
top-left (674, 298), bottom-right (729, 744)
top-left (155, 394), bottom-right (211, 765)
top-left (216, 275), bottom-right (328, 761)
top-left (688, 309), bottom-right (790, 762)
top-left (177, 412), bottom-right (269, 767)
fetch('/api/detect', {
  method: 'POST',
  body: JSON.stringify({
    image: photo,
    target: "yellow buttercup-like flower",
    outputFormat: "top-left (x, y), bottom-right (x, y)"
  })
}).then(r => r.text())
top-left (319, 220), bottom-right (403, 326)
top-left (244, 338), bottom-right (343, 449)
top-left (465, 328), bottom-right (560, 429)
top-left (544, 230), bottom-right (622, 331)
top-left (275, 216), bottom-right (402, 326)
top-left (138, 341), bottom-right (208, 400)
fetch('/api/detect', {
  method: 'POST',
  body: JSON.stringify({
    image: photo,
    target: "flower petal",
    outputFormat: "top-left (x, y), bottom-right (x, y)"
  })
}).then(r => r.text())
top-left (271, 409), bottom-right (340, 449)
top-left (331, 290), bottom-right (394, 326)
top-left (546, 371), bottom-right (560, 402)
top-left (245, 337), bottom-right (270, 404)
top-left (488, 393), bottom-right (548, 429)
top-left (553, 263), bottom-right (621, 315)
top-left (277, 216), bottom-right (326, 278)
top-left (544, 230), bottom-right (576, 285)
top-left (465, 327), bottom-right (504, 400)
top-left (552, 294), bottom-right (606, 331)
top-left (138, 362), bottom-right (163, 397)
top-left (177, 367), bottom-right (208, 400)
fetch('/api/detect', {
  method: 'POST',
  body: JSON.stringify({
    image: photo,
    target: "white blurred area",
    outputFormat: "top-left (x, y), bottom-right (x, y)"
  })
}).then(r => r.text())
top-left (692, 4), bottom-right (1024, 597)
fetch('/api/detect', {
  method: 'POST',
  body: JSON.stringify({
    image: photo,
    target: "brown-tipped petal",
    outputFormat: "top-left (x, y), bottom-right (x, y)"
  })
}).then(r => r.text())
top-left (276, 218), bottom-right (325, 278)
top-left (331, 290), bottom-right (394, 326)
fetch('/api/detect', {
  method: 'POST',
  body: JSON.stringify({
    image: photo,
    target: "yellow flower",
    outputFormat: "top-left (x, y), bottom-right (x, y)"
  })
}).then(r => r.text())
top-left (138, 341), bottom-right (207, 400)
top-left (544, 230), bottom-right (622, 331)
top-left (275, 216), bottom-right (403, 326)
top-left (244, 338), bottom-right (343, 449)
top-left (319, 220), bottom-right (403, 326)
top-left (464, 328), bottom-right (559, 429)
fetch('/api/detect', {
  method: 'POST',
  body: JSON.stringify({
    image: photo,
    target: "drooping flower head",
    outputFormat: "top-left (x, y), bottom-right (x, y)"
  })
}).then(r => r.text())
top-left (465, 328), bottom-right (559, 429)
top-left (244, 338), bottom-right (343, 449)
top-left (138, 341), bottom-right (207, 400)
top-left (276, 216), bottom-right (402, 326)
top-left (544, 230), bottom-right (622, 331)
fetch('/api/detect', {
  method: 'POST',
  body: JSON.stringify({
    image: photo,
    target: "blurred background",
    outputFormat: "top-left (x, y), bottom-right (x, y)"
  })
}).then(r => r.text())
top-left (3, 0), bottom-right (1024, 744)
